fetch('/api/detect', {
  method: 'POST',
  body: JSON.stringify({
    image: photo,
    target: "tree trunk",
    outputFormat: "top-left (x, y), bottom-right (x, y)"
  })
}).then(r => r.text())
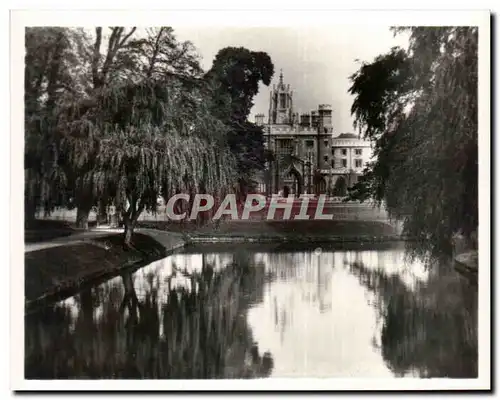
top-left (97, 199), bottom-right (108, 225)
top-left (122, 196), bottom-right (144, 248)
top-left (43, 200), bottom-right (50, 218)
top-left (24, 198), bottom-right (37, 228)
top-left (123, 219), bottom-right (135, 248)
top-left (75, 191), bottom-right (93, 229)
top-left (76, 206), bottom-right (91, 229)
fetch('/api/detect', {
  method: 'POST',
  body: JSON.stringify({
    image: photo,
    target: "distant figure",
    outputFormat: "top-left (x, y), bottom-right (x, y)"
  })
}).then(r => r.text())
top-left (110, 213), bottom-right (119, 228)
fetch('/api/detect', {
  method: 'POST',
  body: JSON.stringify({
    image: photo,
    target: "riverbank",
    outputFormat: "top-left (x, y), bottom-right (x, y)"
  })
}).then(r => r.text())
top-left (24, 232), bottom-right (184, 313)
top-left (454, 251), bottom-right (478, 286)
top-left (451, 233), bottom-right (478, 286)
top-left (144, 219), bottom-right (402, 242)
top-left (25, 219), bottom-right (403, 312)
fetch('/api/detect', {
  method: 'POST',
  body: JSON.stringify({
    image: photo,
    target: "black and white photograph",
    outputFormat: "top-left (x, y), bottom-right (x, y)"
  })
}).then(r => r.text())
top-left (9, 8), bottom-right (490, 391)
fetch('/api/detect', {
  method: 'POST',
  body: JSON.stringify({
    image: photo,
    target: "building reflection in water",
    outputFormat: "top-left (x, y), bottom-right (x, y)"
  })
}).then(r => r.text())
top-left (245, 246), bottom-right (475, 378)
top-left (25, 244), bottom-right (477, 379)
top-left (248, 250), bottom-right (394, 377)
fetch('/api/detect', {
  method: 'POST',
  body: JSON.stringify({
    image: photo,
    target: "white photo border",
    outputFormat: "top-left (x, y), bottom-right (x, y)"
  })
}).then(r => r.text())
top-left (9, 8), bottom-right (491, 392)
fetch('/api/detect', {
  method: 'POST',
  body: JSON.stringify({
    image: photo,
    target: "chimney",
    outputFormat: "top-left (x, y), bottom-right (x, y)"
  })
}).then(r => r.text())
top-left (311, 111), bottom-right (319, 128)
top-left (300, 113), bottom-right (311, 127)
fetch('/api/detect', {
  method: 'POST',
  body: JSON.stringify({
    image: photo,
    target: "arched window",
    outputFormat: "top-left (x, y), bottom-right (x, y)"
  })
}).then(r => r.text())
top-left (318, 177), bottom-right (327, 194)
top-left (285, 168), bottom-right (303, 195)
top-left (280, 93), bottom-right (286, 108)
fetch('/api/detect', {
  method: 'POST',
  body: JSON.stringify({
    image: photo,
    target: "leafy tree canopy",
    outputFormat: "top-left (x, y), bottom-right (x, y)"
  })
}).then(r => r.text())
top-left (347, 27), bottom-right (478, 258)
top-left (57, 75), bottom-right (236, 244)
top-left (206, 47), bottom-right (273, 121)
top-left (205, 47), bottom-right (275, 190)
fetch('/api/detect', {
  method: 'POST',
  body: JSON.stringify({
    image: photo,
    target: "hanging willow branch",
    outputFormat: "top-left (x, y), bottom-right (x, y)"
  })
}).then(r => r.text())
top-left (57, 76), bottom-right (238, 222)
top-left (348, 27), bottom-right (478, 259)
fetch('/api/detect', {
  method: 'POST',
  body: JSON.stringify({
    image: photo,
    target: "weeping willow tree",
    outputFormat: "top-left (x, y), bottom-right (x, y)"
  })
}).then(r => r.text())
top-left (348, 27), bottom-right (478, 259)
top-left (59, 77), bottom-right (237, 245)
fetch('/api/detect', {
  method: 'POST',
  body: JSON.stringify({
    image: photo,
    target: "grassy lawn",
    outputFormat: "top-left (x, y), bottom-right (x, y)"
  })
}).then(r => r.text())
top-left (25, 219), bottom-right (105, 243)
top-left (24, 233), bottom-right (166, 308)
top-left (24, 220), bottom-right (77, 243)
top-left (136, 220), bottom-right (206, 232)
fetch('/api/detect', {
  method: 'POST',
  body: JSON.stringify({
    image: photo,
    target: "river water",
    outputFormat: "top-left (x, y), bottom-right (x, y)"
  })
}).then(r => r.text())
top-left (25, 242), bottom-right (477, 379)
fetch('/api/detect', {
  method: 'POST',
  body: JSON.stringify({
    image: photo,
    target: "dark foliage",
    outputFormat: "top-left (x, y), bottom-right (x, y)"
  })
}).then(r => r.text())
top-left (347, 27), bottom-right (478, 258)
top-left (205, 47), bottom-right (275, 190)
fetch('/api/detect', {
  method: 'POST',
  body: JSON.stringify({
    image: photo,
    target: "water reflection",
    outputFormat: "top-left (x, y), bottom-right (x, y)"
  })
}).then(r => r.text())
top-left (25, 244), bottom-right (477, 379)
top-left (348, 258), bottom-right (477, 378)
top-left (25, 253), bottom-right (274, 379)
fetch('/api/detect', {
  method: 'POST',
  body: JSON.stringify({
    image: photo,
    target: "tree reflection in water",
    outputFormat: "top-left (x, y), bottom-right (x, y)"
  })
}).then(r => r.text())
top-left (25, 254), bottom-right (274, 379)
top-left (348, 258), bottom-right (477, 378)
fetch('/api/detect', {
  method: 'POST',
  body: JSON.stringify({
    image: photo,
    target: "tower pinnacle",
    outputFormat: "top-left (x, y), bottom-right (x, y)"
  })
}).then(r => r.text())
top-left (279, 69), bottom-right (283, 85)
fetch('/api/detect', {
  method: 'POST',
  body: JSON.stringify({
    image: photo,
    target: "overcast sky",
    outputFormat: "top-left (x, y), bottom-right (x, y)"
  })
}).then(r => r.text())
top-left (174, 26), bottom-right (409, 134)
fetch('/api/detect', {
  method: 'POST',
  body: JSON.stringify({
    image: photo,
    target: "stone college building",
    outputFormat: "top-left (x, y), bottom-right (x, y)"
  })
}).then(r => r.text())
top-left (254, 71), bottom-right (373, 197)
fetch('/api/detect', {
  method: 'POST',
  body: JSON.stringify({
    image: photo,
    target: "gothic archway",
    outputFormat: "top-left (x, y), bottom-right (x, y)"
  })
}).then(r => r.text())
top-left (284, 167), bottom-right (303, 196)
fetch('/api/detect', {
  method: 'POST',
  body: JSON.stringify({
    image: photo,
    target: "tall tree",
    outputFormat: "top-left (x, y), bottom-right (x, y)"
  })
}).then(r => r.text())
top-left (128, 27), bottom-right (203, 81)
top-left (74, 27), bottom-right (139, 228)
top-left (66, 26), bottom-right (211, 229)
top-left (24, 27), bottom-right (89, 225)
top-left (205, 47), bottom-right (274, 196)
top-left (24, 27), bottom-right (141, 228)
top-left (90, 27), bottom-right (138, 89)
top-left (59, 76), bottom-right (236, 246)
top-left (348, 27), bottom-right (478, 258)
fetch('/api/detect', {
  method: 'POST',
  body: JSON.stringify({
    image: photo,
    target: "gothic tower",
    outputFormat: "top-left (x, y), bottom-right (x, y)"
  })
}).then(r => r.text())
top-left (318, 104), bottom-right (333, 133)
top-left (317, 104), bottom-right (334, 171)
top-left (269, 70), bottom-right (293, 124)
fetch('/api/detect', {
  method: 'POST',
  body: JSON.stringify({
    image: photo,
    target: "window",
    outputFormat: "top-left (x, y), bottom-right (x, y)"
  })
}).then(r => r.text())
top-left (277, 139), bottom-right (294, 158)
top-left (355, 159), bottom-right (363, 168)
top-left (331, 159), bottom-right (335, 168)
top-left (342, 159), bottom-right (347, 167)
top-left (280, 93), bottom-right (286, 108)
top-left (331, 148), bottom-right (335, 156)
top-left (305, 140), bottom-right (314, 148)
top-left (324, 139), bottom-right (329, 147)
top-left (324, 155), bottom-right (329, 162)
top-left (355, 148), bottom-right (362, 155)
top-left (341, 149), bottom-right (347, 156)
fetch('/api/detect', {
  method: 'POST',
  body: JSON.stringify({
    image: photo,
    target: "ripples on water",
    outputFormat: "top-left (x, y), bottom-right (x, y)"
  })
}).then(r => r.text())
top-left (25, 243), bottom-right (477, 379)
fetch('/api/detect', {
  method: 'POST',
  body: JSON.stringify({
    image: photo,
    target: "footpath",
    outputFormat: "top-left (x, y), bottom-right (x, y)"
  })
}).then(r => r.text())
top-left (25, 227), bottom-right (186, 253)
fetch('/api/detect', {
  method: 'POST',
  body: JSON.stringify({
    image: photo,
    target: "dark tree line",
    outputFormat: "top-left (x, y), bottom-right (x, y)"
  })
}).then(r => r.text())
top-left (25, 28), bottom-right (274, 245)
